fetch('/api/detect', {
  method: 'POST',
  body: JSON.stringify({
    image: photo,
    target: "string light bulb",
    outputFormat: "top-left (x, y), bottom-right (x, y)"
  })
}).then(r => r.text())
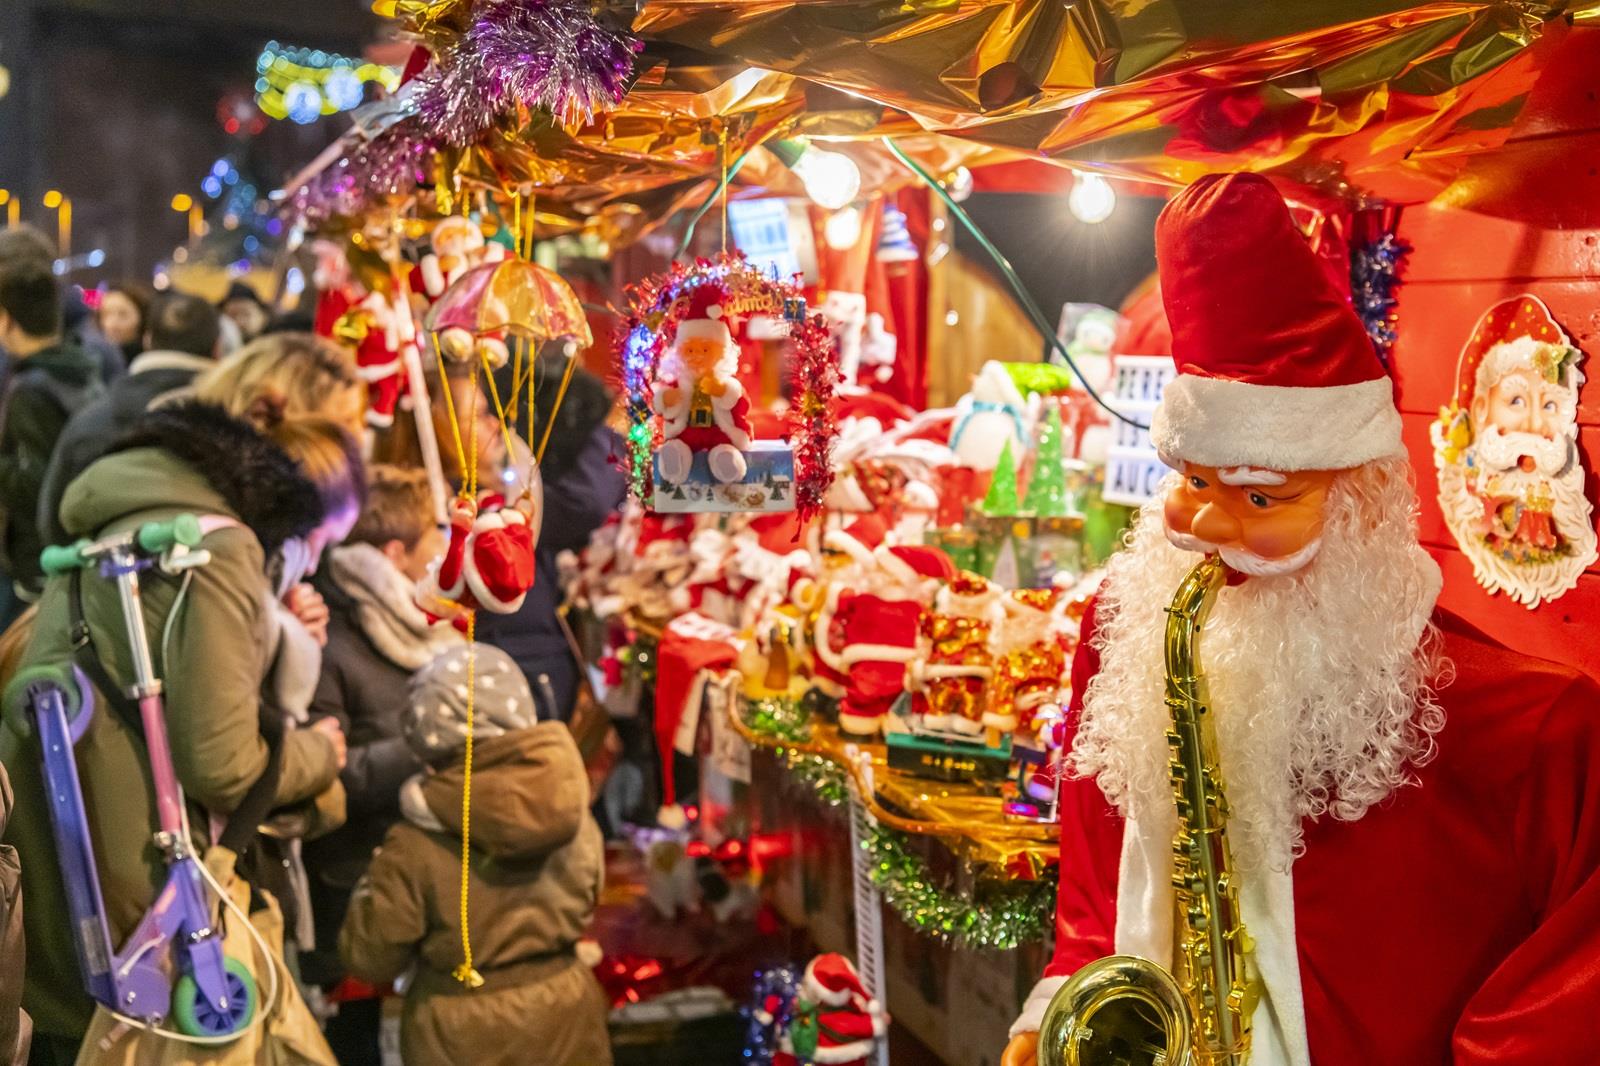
top-left (1068, 172), bottom-right (1115, 224)
top-left (823, 206), bottom-right (863, 250)
top-left (771, 139), bottom-right (861, 211)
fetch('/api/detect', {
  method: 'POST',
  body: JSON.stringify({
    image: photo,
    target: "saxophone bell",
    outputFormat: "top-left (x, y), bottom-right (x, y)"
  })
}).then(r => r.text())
top-left (1038, 954), bottom-right (1189, 1066)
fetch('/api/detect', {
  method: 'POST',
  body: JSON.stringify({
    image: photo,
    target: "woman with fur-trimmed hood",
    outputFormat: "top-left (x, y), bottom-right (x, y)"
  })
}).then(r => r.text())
top-left (0, 398), bottom-right (358, 1057)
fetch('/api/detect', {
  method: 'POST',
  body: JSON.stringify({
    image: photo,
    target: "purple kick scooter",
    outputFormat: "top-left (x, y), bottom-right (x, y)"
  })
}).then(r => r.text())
top-left (10, 515), bottom-right (258, 1037)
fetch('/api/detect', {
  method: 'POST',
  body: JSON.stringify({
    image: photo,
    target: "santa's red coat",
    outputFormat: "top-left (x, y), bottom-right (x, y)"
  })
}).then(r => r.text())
top-left (1034, 598), bottom-right (1600, 1063)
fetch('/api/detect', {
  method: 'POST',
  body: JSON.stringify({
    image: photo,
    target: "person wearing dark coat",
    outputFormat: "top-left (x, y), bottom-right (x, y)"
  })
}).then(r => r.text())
top-left (0, 763), bottom-right (28, 1066)
top-left (37, 293), bottom-right (222, 548)
top-left (475, 356), bottom-right (626, 720)
top-left (301, 465), bottom-right (457, 1062)
top-left (0, 261), bottom-right (102, 614)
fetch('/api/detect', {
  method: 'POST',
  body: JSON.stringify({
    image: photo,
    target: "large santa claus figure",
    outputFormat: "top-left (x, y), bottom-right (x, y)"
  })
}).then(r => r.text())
top-left (1002, 174), bottom-right (1600, 1066)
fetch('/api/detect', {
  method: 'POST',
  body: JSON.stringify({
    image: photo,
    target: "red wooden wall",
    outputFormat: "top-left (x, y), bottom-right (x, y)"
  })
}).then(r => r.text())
top-left (1389, 25), bottom-right (1600, 679)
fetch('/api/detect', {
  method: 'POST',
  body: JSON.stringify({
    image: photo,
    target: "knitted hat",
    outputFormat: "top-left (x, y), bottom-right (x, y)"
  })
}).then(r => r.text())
top-left (405, 643), bottom-right (537, 765)
top-left (1148, 173), bottom-right (1403, 472)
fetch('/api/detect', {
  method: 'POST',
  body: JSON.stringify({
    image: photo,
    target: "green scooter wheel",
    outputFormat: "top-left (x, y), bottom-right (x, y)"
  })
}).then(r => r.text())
top-left (172, 956), bottom-right (258, 1037)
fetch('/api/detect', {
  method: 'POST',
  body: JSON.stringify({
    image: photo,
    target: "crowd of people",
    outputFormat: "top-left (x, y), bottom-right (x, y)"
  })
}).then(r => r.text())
top-left (0, 224), bottom-right (626, 1066)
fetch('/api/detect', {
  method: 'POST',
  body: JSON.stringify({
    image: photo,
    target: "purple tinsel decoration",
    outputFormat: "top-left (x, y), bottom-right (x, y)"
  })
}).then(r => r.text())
top-left (416, 0), bottom-right (642, 146)
top-left (742, 965), bottom-right (801, 1065)
top-left (287, 117), bottom-right (436, 226)
top-left (1349, 230), bottom-right (1411, 368)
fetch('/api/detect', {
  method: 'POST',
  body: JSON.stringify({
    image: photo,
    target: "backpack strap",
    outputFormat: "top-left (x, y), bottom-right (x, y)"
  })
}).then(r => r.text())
top-left (66, 518), bottom-right (282, 855)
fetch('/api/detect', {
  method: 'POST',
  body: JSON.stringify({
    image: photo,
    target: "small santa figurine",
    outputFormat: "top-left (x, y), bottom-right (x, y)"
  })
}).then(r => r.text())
top-left (908, 570), bottom-right (1001, 737)
top-left (417, 491), bottom-right (538, 630)
top-left (762, 953), bottom-right (888, 1066)
top-left (331, 289), bottom-right (410, 428)
top-left (830, 542), bottom-right (954, 737)
top-left (654, 283), bottom-right (753, 485)
top-left (418, 215), bottom-right (503, 299)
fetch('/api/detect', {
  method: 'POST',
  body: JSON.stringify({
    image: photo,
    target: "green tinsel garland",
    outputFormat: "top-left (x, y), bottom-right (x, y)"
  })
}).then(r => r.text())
top-left (739, 697), bottom-right (1056, 950)
top-left (859, 821), bottom-right (1055, 951)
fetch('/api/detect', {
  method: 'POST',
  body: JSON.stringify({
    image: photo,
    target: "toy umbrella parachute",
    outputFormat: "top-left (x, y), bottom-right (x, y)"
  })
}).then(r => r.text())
top-left (425, 258), bottom-right (594, 349)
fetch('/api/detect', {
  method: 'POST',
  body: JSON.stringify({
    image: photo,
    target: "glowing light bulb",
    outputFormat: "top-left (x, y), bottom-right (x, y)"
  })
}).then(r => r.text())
top-left (824, 206), bottom-right (863, 250)
top-left (1068, 172), bottom-right (1115, 225)
top-left (790, 145), bottom-right (860, 211)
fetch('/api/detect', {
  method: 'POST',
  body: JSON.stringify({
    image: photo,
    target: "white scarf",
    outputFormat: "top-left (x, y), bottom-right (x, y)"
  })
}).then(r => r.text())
top-left (327, 543), bottom-right (462, 670)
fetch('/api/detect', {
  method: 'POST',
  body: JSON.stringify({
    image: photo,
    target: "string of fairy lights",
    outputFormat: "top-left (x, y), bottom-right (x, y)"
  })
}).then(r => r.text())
top-left (254, 41), bottom-right (399, 125)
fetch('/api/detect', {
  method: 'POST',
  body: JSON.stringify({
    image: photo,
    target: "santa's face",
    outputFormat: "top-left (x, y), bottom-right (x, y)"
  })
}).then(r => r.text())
top-left (678, 335), bottom-right (729, 378)
top-left (1162, 462), bottom-right (1337, 577)
top-left (1472, 365), bottom-right (1565, 443)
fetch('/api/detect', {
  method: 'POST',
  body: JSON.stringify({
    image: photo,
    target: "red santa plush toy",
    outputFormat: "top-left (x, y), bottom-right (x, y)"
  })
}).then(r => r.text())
top-left (416, 491), bottom-right (538, 630)
top-left (809, 514), bottom-right (889, 702)
top-left (769, 953), bottom-right (888, 1066)
top-left (831, 543), bottom-right (954, 737)
top-left (654, 283), bottom-right (753, 485)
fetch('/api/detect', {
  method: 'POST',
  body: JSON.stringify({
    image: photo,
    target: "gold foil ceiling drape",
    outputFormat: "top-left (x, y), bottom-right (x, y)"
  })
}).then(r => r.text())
top-left (635, 0), bottom-right (1589, 204)
top-left (298, 1), bottom-right (1592, 239)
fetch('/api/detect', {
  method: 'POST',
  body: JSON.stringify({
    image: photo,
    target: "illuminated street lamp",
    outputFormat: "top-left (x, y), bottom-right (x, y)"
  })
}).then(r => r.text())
top-left (171, 194), bottom-right (205, 243)
top-left (0, 189), bottom-right (17, 229)
top-left (41, 190), bottom-right (70, 254)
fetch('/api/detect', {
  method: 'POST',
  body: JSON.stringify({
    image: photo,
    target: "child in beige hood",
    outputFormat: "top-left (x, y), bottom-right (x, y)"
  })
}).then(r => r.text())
top-left (339, 644), bottom-right (611, 1065)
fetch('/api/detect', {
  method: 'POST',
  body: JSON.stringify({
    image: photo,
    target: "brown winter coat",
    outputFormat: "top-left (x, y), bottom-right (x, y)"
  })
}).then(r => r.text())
top-left (0, 405), bottom-right (343, 1040)
top-left (340, 725), bottom-right (611, 1066)
top-left (0, 761), bottom-right (29, 1066)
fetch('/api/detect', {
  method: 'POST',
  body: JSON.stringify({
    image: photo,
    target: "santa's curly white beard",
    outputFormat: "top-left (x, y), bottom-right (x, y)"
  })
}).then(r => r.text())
top-left (1070, 459), bottom-right (1447, 873)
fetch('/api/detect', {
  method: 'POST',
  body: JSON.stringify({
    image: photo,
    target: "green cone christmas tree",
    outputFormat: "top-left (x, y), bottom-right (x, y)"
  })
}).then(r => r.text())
top-left (1023, 405), bottom-right (1070, 517)
top-left (982, 438), bottom-right (1021, 516)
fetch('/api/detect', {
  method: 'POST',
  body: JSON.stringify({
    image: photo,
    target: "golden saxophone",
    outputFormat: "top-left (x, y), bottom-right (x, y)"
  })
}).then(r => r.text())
top-left (1038, 555), bottom-right (1261, 1066)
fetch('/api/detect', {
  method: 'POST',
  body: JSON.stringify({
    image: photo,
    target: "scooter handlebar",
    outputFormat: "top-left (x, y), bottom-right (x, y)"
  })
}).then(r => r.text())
top-left (39, 543), bottom-right (88, 576)
top-left (137, 515), bottom-right (203, 554)
top-left (39, 514), bottom-right (205, 575)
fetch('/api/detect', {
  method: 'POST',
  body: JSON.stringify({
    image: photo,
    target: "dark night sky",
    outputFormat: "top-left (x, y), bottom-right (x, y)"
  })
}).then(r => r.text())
top-left (0, 3), bottom-right (1159, 318)
top-left (1, 0), bottom-right (375, 284)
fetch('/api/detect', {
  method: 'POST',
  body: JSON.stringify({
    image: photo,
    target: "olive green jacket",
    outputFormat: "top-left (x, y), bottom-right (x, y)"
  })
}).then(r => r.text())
top-left (0, 444), bottom-right (340, 1039)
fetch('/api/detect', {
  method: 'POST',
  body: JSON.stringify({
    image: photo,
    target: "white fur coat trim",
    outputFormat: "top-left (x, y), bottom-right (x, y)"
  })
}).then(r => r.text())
top-left (1149, 374), bottom-right (1403, 472)
top-left (329, 543), bottom-right (461, 671)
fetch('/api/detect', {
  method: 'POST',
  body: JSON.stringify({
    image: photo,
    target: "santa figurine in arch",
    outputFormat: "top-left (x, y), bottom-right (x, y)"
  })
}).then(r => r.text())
top-left (655, 283), bottom-right (754, 485)
top-left (1431, 294), bottom-right (1596, 608)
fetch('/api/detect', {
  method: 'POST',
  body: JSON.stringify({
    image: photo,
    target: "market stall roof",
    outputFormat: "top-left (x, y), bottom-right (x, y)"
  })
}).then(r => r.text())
top-left (634, 0), bottom-right (1590, 206)
top-left (286, 0), bottom-right (1594, 238)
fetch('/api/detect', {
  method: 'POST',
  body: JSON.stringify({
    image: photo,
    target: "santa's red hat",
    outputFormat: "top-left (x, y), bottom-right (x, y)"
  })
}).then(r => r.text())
top-left (803, 954), bottom-right (872, 1009)
top-left (1453, 294), bottom-right (1578, 407)
top-left (674, 282), bottom-right (734, 350)
top-left (1148, 174), bottom-right (1403, 472)
top-left (876, 543), bottom-right (955, 586)
top-left (824, 513), bottom-right (887, 568)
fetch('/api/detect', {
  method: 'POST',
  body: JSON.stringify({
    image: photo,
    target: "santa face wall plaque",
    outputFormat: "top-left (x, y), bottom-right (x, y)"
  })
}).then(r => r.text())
top-left (1430, 294), bottom-right (1597, 608)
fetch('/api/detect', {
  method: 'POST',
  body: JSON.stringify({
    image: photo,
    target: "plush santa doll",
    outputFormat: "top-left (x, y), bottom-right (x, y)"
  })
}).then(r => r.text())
top-left (331, 289), bottom-right (411, 428)
top-left (654, 283), bottom-right (753, 485)
top-left (765, 953), bottom-right (888, 1066)
top-left (908, 570), bottom-right (1000, 736)
top-left (831, 543), bottom-right (955, 737)
top-left (1005, 174), bottom-right (1600, 1066)
top-left (418, 215), bottom-right (503, 298)
top-left (418, 215), bottom-right (510, 368)
top-left (416, 491), bottom-right (538, 630)
top-left (809, 514), bottom-right (889, 702)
